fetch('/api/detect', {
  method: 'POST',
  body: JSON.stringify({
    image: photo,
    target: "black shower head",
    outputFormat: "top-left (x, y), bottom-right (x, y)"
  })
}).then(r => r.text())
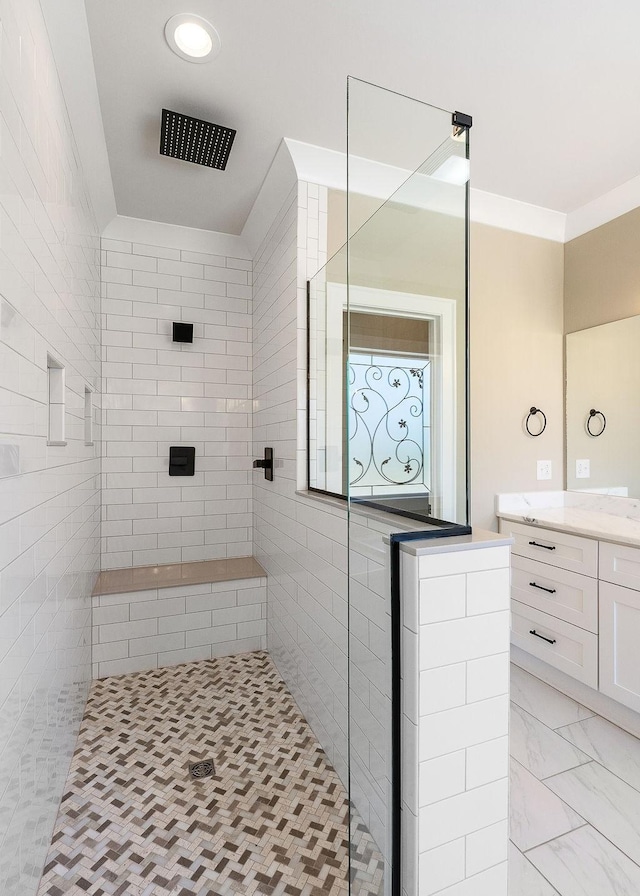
top-left (159, 109), bottom-right (236, 170)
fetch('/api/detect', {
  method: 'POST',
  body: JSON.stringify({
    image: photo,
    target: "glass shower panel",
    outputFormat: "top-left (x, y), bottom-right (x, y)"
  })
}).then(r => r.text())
top-left (346, 78), bottom-right (470, 895)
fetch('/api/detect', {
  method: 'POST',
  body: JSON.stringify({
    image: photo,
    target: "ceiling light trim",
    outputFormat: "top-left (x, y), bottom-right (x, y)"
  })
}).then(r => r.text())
top-left (164, 14), bottom-right (220, 64)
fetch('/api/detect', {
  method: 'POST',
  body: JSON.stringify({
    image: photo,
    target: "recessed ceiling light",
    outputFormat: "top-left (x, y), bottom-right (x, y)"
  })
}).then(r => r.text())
top-left (165, 14), bottom-right (221, 63)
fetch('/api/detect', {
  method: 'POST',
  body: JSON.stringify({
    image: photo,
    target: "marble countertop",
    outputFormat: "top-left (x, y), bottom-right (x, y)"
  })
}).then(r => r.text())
top-left (497, 506), bottom-right (640, 548)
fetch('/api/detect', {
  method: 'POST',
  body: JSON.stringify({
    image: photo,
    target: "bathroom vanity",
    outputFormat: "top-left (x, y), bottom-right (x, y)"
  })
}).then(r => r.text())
top-left (497, 491), bottom-right (640, 716)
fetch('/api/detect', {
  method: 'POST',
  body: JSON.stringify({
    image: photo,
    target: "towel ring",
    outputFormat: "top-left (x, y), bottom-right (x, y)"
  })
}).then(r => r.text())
top-left (525, 407), bottom-right (547, 437)
top-left (587, 408), bottom-right (606, 437)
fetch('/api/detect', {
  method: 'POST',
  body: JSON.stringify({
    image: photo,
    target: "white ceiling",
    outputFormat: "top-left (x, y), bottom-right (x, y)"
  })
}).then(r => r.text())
top-left (84, 0), bottom-right (640, 236)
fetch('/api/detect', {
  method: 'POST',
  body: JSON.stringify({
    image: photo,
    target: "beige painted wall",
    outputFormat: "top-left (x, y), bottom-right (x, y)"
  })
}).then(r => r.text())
top-left (564, 208), bottom-right (640, 498)
top-left (470, 224), bottom-right (565, 530)
top-left (565, 206), bottom-right (640, 333)
top-left (326, 189), bottom-right (468, 522)
top-left (326, 192), bottom-right (565, 531)
top-left (566, 317), bottom-right (640, 497)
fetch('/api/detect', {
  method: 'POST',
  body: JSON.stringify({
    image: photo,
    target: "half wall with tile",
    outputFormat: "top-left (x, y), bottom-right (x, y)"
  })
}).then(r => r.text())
top-left (401, 535), bottom-right (511, 896)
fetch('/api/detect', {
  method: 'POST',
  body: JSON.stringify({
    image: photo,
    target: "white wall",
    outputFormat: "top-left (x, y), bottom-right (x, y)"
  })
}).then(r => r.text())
top-left (100, 219), bottom-right (254, 569)
top-left (0, 1), bottom-right (101, 892)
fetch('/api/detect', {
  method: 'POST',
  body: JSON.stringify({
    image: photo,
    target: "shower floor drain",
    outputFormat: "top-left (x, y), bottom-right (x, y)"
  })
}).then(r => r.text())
top-left (189, 759), bottom-right (216, 780)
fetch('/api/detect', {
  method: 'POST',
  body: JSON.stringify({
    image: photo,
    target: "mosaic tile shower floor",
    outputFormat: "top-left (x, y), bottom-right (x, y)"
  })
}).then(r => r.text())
top-left (37, 651), bottom-right (384, 896)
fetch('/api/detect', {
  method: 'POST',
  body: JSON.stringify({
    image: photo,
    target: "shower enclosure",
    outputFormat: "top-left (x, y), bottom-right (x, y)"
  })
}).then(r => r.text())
top-left (308, 79), bottom-right (471, 893)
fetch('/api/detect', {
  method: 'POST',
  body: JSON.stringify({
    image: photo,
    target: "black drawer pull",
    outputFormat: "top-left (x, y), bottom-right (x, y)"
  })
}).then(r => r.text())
top-left (529, 629), bottom-right (556, 645)
top-left (529, 540), bottom-right (556, 551)
top-left (529, 581), bottom-right (557, 594)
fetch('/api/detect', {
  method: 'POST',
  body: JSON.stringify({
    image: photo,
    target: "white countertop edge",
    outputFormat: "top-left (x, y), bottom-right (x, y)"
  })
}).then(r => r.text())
top-left (497, 510), bottom-right (640, 548)
top-left (399, 529), bottom-right (513, 556)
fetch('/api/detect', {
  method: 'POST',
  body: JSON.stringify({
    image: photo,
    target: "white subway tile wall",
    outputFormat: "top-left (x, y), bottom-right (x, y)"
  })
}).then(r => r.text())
top-left (402, 544), bottom-right (511, 896)
top-left (252, 178), bottom-right (395, 869)
top-left (253, 182), bottom-right (352, 772)
top-left (91, 578), bottom-right (267, 678)
top-left (100, 229), bottom-right (254, 569)
top-left (0, 1), bottom-right (101, 893)
top-left (348, 511), bottom-right (406, 868)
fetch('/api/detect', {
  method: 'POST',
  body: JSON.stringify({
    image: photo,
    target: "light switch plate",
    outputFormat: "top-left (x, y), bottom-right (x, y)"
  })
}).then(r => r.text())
top-left (576, 458), bottom-right (590, 479)
top-left (537, 460), bottom-right (552, 480)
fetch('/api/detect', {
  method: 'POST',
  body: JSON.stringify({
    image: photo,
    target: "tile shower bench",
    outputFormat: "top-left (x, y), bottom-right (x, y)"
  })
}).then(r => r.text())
top-left (91, 557), bottom-right (267, 678)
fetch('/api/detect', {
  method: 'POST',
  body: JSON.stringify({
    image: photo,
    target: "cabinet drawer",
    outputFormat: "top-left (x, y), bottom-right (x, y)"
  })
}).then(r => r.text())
top-left (500, 520), bottom-right (597, 577)
top-left (599, 581), bottom-right (640, 713)
top-left (599, 541), bottom-right (640, 591)
top-left (511, 600), bottom-right (598, 688)
top-left (511, 556), bottom-right (598, 633)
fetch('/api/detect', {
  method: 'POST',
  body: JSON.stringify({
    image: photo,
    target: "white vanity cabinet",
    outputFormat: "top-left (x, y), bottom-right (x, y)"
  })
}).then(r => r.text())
top-left (505, 522), bottom-right (598, 576)
top-left (500, 521), bottom-right (599, 688)
top-left (599, 542), bottom-right (640, 713)
top-left (500, 518), bottom-right (640, 711)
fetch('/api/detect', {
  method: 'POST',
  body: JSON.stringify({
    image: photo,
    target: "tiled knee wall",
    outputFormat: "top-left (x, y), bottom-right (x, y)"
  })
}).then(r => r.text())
top-left (402, 543), bottom-right (511, 896)
top-left (92, 578), bottom-right (267, 678)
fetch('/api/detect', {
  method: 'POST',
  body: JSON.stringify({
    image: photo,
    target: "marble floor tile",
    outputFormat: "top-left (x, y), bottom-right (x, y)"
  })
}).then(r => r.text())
top-left (556, 715), bottom-right (640, 793)
top-left (526, 824), bottom-right (640, 896)
top-left (509, 758), bottom-right (585, 852)
top-left (510, 704), bottom-right (591, 780)
top-left (545, 761), bottom-right (640, 866)
top-left (510, 665), bottom-right (594, 730)
top-left (508, 842), bottom-right (559, 895)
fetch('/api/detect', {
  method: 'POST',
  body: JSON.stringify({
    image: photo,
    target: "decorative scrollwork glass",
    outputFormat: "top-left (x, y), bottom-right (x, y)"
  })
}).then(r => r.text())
top-left (349, 356), bottom-right (431, 495)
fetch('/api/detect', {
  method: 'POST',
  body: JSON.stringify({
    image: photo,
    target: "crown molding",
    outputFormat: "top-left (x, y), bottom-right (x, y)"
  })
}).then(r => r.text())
top-left (282, 139), bottom-right (568, 242)
top-left (565, 174), bottom-right (640, 241)
top-left (470, 189), bottom-right (566, 242)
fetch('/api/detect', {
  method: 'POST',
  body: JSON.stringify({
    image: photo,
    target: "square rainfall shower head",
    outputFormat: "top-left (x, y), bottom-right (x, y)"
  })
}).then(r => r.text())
top-left (160, 109), bottom-right (236, 170)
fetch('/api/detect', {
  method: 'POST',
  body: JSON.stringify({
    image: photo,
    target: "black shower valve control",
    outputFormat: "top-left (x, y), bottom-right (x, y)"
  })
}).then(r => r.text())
top-left (169, 446), bottom-right (195, 476)
top-left (253, 447), bottom-right (274, 481)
